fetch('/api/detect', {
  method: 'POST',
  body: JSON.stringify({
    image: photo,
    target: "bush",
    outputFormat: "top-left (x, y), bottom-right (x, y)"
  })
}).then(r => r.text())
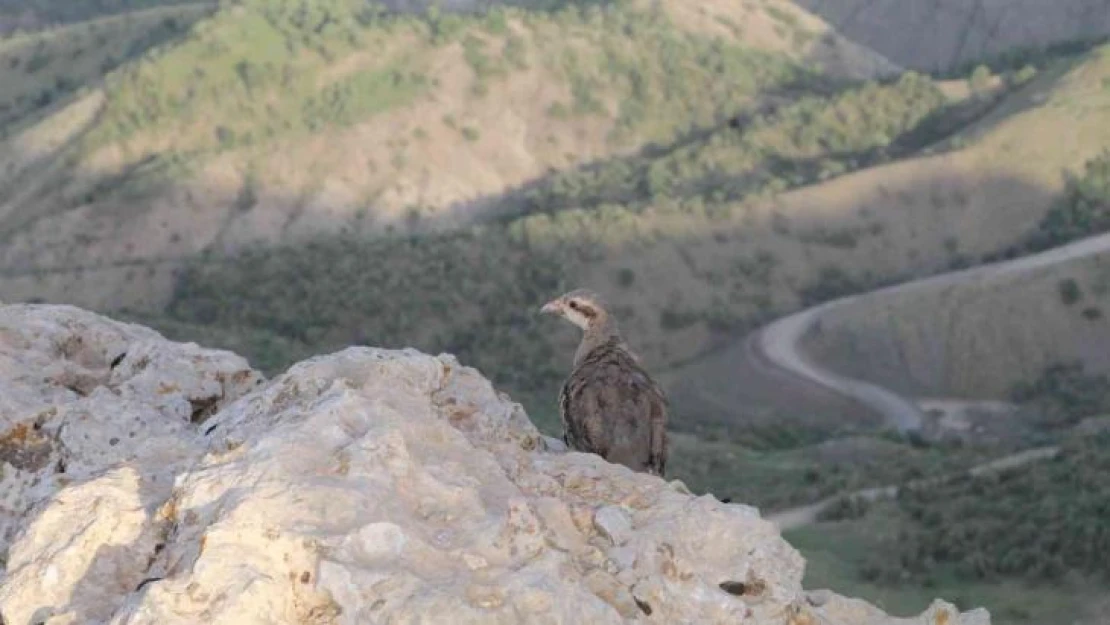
top-left (870, 434), bottom-right (1110, 583)
top-left (1023, 151), bottom-right (1110, 251)
top-left (817, 495), bottom-right (871, 522)
top-left (1011, 361), bottom-right (1110, 429)
top-left (615, 267), bottom-right (636, 288)
top-left (166, 225), bottom-right (570, 409)
top-left (799, 265), bottom-right (866, 306)
top-left (1057, 278), bottom-right (1082, 305)
top-left (969, 64), bottom-right (993, 94)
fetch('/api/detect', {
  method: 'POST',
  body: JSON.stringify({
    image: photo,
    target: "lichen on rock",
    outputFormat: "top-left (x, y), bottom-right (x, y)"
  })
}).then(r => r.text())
top-left (0, 304), bottom-right (990, 625)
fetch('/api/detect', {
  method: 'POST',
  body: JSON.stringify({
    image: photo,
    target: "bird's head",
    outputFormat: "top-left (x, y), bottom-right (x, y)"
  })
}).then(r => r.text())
top-left (540, 288), bottom-right (610, 332)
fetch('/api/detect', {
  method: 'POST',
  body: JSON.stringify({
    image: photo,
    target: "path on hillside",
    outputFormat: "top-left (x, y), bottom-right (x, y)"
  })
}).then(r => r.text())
top-left (749, 228), bottom-right (1110, 433)
top-left (766, 445), bottom-right (1061, 531)
top-left (753, 303), bottom-right (926, 432)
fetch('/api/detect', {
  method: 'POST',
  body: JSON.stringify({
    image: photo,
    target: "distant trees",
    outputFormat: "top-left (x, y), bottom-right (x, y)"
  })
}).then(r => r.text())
top-left (969, 64), bottom-right (993, 95)
top-left (869, 432), bottom-right (1110, 584)
top-left (1025, 151), bottom-right (1110, 251)
top-left (1011, 361), bottom-right (1110, 429)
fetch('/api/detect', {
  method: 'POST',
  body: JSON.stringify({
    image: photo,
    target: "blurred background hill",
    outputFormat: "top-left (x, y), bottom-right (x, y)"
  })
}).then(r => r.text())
top-left (1, 1), bottom-right (1109, 622)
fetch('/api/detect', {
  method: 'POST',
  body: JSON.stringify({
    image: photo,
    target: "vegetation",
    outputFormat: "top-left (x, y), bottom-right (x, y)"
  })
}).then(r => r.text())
top-left (0, 0), bottom-right (200, 27)
top-left (1057, 277), bottom-right (1082, 306)
top-left (787, 427), bottom-right (1110, 624)
top-left (147, 47), bottom-right (1035, 442)
top-left (164, 227), bottom-right (571, 427)
top-left (1023, 151), bottom-right (1110, 251)
top-left (0, 4), bottom-right (210, 133)
top-left (870, 432), bottom-right (1110, 584)
top-left (1010, 361), bottom-right (1110, 429)
top-left (76, 0), bottom-right (808, 161)
top-left (668, 434), bottom-right (993, 511)
top-left (107, 2), bottom-right (970, 434)
top-left (789, 509), bottom-right (1104, 625)
top-left (511, 72), bottom-right (949, 215)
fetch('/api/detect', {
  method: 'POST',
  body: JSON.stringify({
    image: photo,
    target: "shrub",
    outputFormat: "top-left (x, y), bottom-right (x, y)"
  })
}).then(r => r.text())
top-left (817, 495), bottom-right (871, 522)
top-left (969, 64), bottom-right (993, 94)
top-left (870, 434), bottom-right (1110, 583)
top-left (1011, 361), bottom-right (1110, 429)
top-left (615, 267), bottom-right (636, 288)
top-left (1024, 151), bottom-right (1110, 251)
top-left (1058, 278), bottom-right (1082, 306)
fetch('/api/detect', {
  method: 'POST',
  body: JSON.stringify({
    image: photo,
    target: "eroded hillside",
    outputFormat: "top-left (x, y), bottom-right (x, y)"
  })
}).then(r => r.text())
top-left (795, 0), bottom-right (1110, 72)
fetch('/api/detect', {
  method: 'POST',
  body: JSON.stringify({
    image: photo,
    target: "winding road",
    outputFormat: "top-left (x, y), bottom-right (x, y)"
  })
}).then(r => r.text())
top-left (754, 302), bottom-right (926, 433)
top-left (749, 228), bottom-right (1110, 434)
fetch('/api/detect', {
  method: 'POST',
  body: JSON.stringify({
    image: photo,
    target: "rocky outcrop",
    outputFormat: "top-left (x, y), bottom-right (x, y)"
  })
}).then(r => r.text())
top-left (0, 304), bottom-right (989, 624)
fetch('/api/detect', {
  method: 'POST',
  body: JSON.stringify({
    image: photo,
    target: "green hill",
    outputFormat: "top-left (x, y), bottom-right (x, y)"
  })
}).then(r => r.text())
top-left (0, 4), bottom-right (212, 134)
top-left (3, 5), bottom-right (1110, 619)
top-left (2, 1), bottom-right (1109, 444)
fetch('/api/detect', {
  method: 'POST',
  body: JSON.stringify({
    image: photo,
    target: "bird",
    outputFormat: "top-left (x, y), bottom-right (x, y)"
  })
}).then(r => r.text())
top-left (539, 288), bottom-right (668, 477)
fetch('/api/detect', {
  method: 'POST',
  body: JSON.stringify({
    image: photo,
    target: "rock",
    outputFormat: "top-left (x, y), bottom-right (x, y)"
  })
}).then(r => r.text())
top-left (542, 435), bottom-right (568, 452)
top-left (805, 596), bottom-right (992, 625)
top-left (593, 505), bottom-right (632, 546)
top-left (0, 304), bottom-right (261, 560)
top-left (0, 304), bottom-right (992, 625)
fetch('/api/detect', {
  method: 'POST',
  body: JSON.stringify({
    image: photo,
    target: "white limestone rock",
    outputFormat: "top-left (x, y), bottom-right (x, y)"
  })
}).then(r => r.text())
top-left (0, 305), bottom-right (261, 562)
top-left (0, 305), bottom-right (991, 625)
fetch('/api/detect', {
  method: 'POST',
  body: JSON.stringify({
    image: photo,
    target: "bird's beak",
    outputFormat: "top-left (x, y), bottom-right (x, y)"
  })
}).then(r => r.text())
top-left (540, 299), bottom-right (562, 316)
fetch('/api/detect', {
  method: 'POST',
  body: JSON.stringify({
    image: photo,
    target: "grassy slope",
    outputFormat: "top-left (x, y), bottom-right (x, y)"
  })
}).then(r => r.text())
top-left (0, 0), bottom-right (890, 311)
top-left (803, 148), bottom-right (1110, 400)
top-left (153, 70), bottom-right (965, 432)
top-left (1, 5), bottom-right (1106, 444)
top-left (789, 512), bottom-right (1102, 625)
top-left (119, 45), bottom-right (1109, 440)
top-left (658, 45), bottom-right (1110, 431)
top-left (0, 0), bottom-right (201, 28)
top-left (785, 430), bottom-right (1110, 625)
top-left (668, 433), bottom-right (994, 511)
top-left (0, 4), bottom-right (213, 134)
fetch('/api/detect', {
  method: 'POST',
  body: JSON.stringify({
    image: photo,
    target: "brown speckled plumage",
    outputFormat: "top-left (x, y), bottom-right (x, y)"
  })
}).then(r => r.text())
top-left (541, 289), bottom-right (668, 476)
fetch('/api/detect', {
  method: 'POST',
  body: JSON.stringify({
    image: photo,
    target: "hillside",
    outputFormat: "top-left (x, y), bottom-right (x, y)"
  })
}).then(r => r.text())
top-left (1, 2), bottom-right (1109, 438)
top-left (798, 149), bottom-right (1110, 403)
top-left (99, 42), bottom-right (1110, 438)
top-left (0, 3), bottom-right (212, 134)
top-left (601, 43), bottom-right (1110, 436)
top-left (0, 0), bottom-right (894, 310)
top-left (794, 0), bottom-right (1110, 73)
top-left (2, 5), bottom-right (1109, 621)
top-left (786, 429), bottom-right (1110, 625)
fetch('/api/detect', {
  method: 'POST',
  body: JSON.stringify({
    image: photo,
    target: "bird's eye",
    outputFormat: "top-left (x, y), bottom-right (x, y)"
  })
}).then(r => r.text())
top-left (569, 300), bottom-right (581, 311)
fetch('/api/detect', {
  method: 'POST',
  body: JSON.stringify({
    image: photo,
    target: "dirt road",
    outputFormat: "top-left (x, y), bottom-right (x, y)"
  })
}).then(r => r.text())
top-left (749, 229), bottom-right (1110, 434)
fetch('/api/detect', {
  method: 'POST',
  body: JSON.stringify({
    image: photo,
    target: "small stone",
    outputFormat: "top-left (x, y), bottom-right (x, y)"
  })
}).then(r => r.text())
top-left (608, 545), bottom-right (637, 571)
top-left (592, 505), bottom-right (632, 546)
top-left (805, 589), bottom-right (833, 607)
top-left (465, 584), bottom-right (505, 609)
top-left (542, 436), bottom-right (568, 452)
top-left (462, 553), bottom-right (489, 570)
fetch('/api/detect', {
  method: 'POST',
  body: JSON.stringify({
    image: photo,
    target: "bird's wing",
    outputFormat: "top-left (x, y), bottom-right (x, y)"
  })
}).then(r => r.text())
top-left (647, 392), bottom-right (668, 477)
top-left (565, 340), bottom-right (669, 474)
top-left (560, 363), bottom-right (611, 456)
top-left (621, 355), bottom-right (669, 476)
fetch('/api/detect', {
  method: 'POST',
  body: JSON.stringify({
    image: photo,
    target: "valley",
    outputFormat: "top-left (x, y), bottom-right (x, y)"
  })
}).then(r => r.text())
top-left (1, 1), bottom-right (1109, 623)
